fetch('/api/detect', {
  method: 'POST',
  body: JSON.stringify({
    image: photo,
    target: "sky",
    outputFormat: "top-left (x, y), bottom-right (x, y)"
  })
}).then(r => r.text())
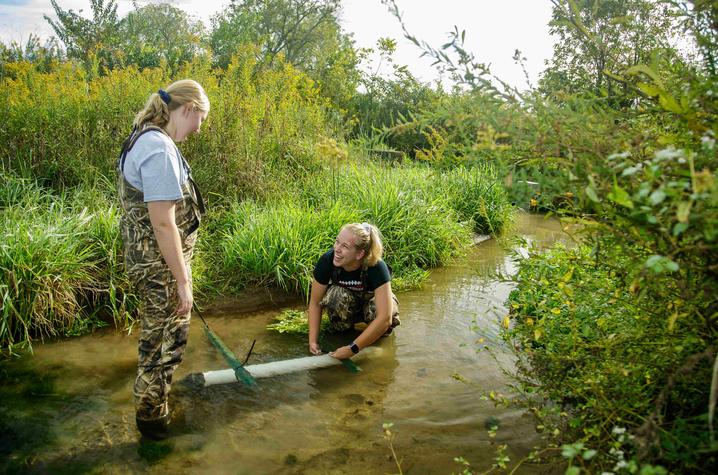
top-left (0, 0), bottom-right (556, 90)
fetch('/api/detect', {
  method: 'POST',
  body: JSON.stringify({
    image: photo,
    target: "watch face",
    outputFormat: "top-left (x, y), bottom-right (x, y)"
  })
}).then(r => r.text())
top-left (350, 343), bottom-right (359, 354)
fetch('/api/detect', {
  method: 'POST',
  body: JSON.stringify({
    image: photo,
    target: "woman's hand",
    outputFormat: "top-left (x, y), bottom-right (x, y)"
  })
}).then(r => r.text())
top-left (329, 345), bottom-right (354, 360)
top-left (307, 279), bottom-right (328, 356)
top-left (177, 280), bottom-right (193, 316)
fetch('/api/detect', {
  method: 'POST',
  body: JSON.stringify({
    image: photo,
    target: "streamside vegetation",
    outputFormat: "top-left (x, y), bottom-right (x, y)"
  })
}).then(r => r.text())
top-left (375, 0), bottom-right (716, 472)
top-left (1, 0), bottom-right (716, 473)
top-left (0, 1), bottom-right (512, 358)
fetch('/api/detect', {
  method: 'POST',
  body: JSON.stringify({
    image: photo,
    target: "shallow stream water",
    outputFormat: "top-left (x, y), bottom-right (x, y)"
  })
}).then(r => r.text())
top-left (1, 212), bottom-right (573, 474)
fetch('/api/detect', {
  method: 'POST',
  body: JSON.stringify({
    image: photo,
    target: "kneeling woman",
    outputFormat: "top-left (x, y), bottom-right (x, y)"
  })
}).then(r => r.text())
top-left (308, 222), bottom-right (400, 359)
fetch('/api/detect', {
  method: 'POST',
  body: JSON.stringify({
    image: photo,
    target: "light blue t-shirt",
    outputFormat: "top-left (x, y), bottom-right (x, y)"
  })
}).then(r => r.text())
top-left (122, 130), bottom-right (188, 202)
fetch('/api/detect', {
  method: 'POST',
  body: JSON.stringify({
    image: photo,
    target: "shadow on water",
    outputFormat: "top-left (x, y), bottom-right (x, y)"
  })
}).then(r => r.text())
top-left (1, 212), bottom-right (570, 474)
top-left (0, 358), bottom-right (101, 474)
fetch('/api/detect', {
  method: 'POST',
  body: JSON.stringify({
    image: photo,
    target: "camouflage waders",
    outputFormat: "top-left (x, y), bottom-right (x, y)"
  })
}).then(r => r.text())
top-left (320, 285), bottom-right (400, 333)
top-left (117, 127), bottom-right (203, 430)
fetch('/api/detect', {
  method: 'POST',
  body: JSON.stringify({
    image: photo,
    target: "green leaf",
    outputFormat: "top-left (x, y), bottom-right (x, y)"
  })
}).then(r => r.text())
top-left (625, 64), bottom-right (663, 87)
top-left (645, 255), bottom-right (679, 274)
top-left (562, 445), bottom-right (579, 459)
top-left (649, 189), bottom-right (666, 205)
top-left (658, 92), bottom-right (685, 114)
top-left (607, 183), bottom-right (634, 209)
top-left (582, 449), bottom-right (597, 460)
top-left (565, 467), bottom-right (581, 475)
top-left (673, 222), bottom-right (688, 236)
top-left (621, 166), bottom-right (641, 177)
top-left (676, 201), bottom-right (691, 223)
top-left (610, 16), bottom-right (630, 25)
top-left (705, 227), bottom-right (718, 242)
top-left (585, 185), bottom-right (600, 203)
top-left (637, 82), bottom-right (661, 97)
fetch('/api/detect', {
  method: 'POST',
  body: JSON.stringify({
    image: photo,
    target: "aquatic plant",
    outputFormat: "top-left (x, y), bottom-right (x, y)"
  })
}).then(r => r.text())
top-left (266, 309), bottom-right (328, 334)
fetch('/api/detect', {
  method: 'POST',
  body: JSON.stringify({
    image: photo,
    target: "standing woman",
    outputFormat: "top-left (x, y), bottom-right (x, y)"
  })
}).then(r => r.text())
top-left (117, 79), bottom-right (209, 439)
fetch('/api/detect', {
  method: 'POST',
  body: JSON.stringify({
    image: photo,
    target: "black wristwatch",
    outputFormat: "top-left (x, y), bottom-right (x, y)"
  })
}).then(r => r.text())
top-left (349, 341), bottom-right (360, 354)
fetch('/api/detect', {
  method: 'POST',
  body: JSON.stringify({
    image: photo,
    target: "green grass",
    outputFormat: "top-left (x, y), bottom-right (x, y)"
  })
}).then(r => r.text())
top-left (0, 172), bottom-right (133, 355)
top-left (218, 200), bottom-right (357, 295)
top-left (214, 162), bottom-right (512, 298)
top-left (1, 158), bottom-right (513, 353)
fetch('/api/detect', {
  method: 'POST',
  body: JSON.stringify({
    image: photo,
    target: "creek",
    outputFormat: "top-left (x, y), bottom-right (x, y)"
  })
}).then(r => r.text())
top-left (0, 212), bottom-right (572, 474)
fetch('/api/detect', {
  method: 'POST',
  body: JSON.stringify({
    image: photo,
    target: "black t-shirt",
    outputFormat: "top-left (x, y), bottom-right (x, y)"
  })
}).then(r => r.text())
top-left (313, 249), bottom-right (391, 292)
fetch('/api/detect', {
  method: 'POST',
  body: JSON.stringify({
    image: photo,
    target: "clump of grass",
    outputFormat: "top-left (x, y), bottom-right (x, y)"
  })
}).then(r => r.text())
top-left (70, 184), bottom-right (137, 329)
top-left (438, 164), bottom-right (514, 235)
top-left (215, 163), bottom-right (478, 298)
top-left (1, 203), bottom-right (99, 355)
top-left (0, 173), bottom-right (134, 355)
top-left (218, 200), bottom-right (357, 295)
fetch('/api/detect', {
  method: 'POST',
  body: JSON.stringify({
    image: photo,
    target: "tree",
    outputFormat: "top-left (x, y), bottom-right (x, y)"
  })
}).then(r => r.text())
top-left (540, 0), bottom-right (676, 103)
top-left (43, 0), bottom-right (121, 70)
top-left (119, 3), bottom-right (207, 71)
top-left (210, 0), bottom-right (339, 68)
top-left (350, 38), bottom-right (439, 139)
top-left (665, 0), bottom-right (718, 75)
top-left (209, 0), bottom-right (360, 109)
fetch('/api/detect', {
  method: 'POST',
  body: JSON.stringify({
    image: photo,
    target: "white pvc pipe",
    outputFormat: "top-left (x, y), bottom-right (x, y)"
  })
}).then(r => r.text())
top-left (201, 346), bottom-right (381, 387)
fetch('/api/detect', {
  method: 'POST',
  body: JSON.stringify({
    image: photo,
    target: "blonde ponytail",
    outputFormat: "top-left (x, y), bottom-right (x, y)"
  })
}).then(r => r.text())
top-left (133, 79), bottom-right (210, 130)
top-left (343, 222), bottom-right (384, 267)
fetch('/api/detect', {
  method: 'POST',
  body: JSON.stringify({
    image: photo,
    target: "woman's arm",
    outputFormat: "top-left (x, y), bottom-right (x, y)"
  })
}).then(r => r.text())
top-left (330, 281), bottom-right (392, 359)
top-left (308, 279), bottom-right (328, 354)
top-left (148, 200), bottom-right (192, 315)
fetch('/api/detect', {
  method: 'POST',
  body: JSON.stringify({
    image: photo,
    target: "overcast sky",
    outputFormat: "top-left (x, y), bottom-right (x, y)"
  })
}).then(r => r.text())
top-left (0, 0), bottom-right (556, 90)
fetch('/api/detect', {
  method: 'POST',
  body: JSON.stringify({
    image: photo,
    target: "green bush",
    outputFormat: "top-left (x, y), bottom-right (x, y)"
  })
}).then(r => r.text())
top-left (0, 52), bottom-right (333, 202)
top-left (505, 236), bottom-right (716, 471)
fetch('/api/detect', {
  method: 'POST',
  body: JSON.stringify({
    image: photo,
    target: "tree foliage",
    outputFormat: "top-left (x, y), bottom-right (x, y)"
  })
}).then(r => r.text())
top-left (209, 0), bottom-right (360, 108)
top-left (43, 0), bottom-right (207, 73)
top-left (43, 0), bottom-right (121, 71)
top-left (210, 0), bottom-right (339, 68)
top-left (349, 37), bottom-right (440, 151)
top-left (118, 2), bottom-right (207, 71)
top-left (540, 0), bottom-right (677, 104)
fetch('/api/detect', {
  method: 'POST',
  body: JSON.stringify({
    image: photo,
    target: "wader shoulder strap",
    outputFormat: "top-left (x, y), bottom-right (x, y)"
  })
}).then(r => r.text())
top-left (117, 125), bottom-right (167, 172)
top-left (188, 177), bottom-right (206, 215)
top-left (117, 126), bottom-right (206, 214)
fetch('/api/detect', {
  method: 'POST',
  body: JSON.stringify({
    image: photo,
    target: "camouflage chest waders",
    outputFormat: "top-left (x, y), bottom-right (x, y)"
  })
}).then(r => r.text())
top-left (320, 269), bottom-right (400, 334)
top-left (117, 127), bottom-right (204, 429)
